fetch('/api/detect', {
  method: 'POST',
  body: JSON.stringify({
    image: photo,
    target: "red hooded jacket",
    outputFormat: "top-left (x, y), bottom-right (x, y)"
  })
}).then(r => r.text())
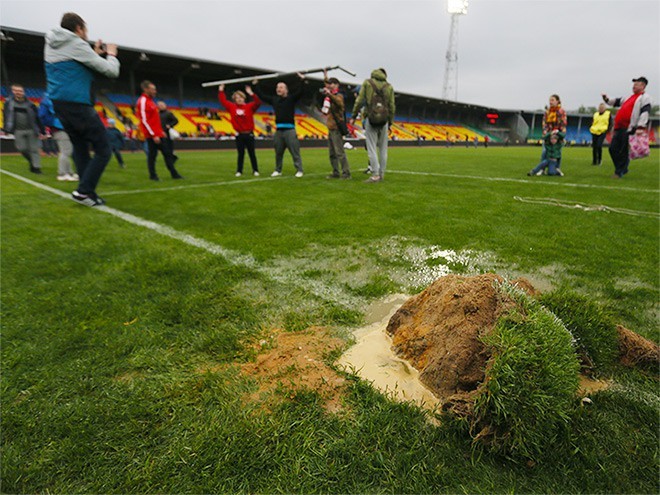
top-left (136, 92), bottom-right (164, 139)
top-left (218, 90), bottom-right (261, 134)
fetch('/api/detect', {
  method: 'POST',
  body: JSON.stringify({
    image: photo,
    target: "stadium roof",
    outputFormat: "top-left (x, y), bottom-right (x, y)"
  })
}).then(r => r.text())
top-left (0, 26), bottom-right (499, 114)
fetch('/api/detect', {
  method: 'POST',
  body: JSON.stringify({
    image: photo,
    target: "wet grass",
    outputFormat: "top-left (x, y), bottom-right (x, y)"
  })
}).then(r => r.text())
top-left (1, 145), bottom-right (658, 493)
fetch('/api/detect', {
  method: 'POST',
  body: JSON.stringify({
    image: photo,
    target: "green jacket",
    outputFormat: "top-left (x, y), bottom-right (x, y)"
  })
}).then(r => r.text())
top-left (351, 69), bottom-right (396, 124)
top-left (543, 132), bottom-right (565, 160)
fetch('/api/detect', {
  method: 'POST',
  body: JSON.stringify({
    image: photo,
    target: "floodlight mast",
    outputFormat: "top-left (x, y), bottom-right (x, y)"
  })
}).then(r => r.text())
top-left (442, 0), bottom-right (468, 101)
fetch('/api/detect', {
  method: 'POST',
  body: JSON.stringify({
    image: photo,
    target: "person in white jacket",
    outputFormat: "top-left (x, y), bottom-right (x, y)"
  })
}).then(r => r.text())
top-left (44, 12), bottom-right (120, 206)
top-left (602, 77), bottom-right (652, 178)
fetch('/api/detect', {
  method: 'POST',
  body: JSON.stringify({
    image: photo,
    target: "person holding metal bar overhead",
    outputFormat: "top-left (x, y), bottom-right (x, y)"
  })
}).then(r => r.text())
top-left (218, 84), bottom-right (261, 177)
top-left (252, 73), bottom-right (306, 178)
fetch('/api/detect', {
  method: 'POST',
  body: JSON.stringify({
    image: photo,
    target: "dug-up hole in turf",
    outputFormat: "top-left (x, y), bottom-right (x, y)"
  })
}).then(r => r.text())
top-left (336, 294), bottom-right (444, 413)
top-left (337, 276), bottom-right (622, 416)
top-left (202, 327), bottom-right (351, 414)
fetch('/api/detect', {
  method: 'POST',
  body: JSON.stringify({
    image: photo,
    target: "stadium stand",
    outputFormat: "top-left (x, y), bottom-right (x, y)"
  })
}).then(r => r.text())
top-left (4, 86), bottom-right (657, 146)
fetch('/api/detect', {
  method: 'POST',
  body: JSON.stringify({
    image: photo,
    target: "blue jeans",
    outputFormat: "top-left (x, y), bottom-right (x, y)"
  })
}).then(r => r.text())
top-left (531, 158), bottom-right (559, 175)
top-left (53, 101), bottom-right (111, 195)
top-left (541, 144), bottom-right (562, 170)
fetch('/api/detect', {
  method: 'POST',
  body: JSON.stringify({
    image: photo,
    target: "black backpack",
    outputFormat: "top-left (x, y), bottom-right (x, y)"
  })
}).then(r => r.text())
top-left (367, 79), bottom-right (390, 126)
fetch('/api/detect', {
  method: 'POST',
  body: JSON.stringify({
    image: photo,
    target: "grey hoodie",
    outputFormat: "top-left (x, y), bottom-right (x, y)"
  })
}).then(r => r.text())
top-left (44, 27), bottom-right (120, 105)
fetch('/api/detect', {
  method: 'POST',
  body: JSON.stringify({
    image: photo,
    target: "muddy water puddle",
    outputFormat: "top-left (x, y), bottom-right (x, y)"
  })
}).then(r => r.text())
top-left (337, 294), bottom-right (442, 412)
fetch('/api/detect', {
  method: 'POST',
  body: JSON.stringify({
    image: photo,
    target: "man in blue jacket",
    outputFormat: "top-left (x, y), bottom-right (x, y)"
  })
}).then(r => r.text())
top-left (44, 12), bottom-right (120, 206)
top-left (2, 84), bottom-right (45, 174)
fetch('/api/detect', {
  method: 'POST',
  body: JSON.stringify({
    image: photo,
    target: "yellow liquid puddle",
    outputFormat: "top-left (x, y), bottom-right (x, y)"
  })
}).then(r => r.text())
top-left (337, 294), bottom-right (442, 412)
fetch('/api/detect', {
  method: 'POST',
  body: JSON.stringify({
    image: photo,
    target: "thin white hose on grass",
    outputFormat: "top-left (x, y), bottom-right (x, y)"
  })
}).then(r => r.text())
top-left (513, 196), bottom-right (660, 218)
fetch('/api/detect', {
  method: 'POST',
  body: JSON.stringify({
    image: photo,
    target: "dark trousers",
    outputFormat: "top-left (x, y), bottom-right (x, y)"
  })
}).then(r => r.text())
top-left (147, 138), bottom-right (180, 178)
top-left (609, 129), bottom-right (630, 177)
top-left (236, 133), bottom-right (258, 173)
top-left (328, 129), bottom-right (350, 176)
top-left (111, 147), bottom-right (124, 166)
top-left (52, 101), bottom-right (111, 195)
top-left (591, 133), bottom-right (607, 164)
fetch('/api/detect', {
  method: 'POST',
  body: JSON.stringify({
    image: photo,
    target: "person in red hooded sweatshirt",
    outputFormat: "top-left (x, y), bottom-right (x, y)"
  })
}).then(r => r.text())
top-left (218, 83), bottom-right (261, 177)
top-left (136, 80), bottom-right (183, 181)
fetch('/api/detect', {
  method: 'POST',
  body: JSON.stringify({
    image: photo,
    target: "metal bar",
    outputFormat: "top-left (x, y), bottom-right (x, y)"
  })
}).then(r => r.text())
top-left (201, 65), bottom-right (355, 87)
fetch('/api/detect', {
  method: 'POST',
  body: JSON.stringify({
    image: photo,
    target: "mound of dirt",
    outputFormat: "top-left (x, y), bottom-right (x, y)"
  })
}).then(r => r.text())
top-left (385, 273), bottom-right (535, 407)
top-left (239, 327), bottom-right (347, 413)
top-left (616, 325), bottom-right (660, 370)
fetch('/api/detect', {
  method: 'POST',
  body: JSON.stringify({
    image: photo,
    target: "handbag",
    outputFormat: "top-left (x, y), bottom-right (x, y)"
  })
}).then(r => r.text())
top-left (629, 132), bottom-right (650, 160)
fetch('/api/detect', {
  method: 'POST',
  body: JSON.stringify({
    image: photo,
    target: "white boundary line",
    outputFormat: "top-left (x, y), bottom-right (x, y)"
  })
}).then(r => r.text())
top-left (0, 168), bottom-right (359, 308)
top-left (96, 169), bottom-right (659, 197)
top-left (388, 169), bottom-right (660, 194)
top-left (103, 173), bottom-right (325, 196)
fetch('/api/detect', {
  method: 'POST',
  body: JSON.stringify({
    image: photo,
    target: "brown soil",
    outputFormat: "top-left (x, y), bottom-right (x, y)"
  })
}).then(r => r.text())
top-left (386, 273), bottom-right (535, 408)
top-left (616, 324), bottom-right (660, 370)
top-left (238, 327), bottom-right (348, 413)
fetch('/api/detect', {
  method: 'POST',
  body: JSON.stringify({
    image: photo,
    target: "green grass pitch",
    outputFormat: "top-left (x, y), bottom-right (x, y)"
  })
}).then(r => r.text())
top-left (1, 144), bottom-right (658, 493)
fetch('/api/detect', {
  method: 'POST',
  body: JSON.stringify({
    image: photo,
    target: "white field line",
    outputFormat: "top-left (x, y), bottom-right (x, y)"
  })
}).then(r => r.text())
top-left (0, 168), bottom-right (360, 308)
top-left (388, 169), bottom-right (660, 194)
top-left (97, 169), bottom-right (658, 197)
top-left (103, 173), bottom-right (325, 196)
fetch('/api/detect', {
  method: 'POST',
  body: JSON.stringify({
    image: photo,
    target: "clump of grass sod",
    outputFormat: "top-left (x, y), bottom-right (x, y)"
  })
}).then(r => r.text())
top-left (471, 281), bottom-right (581, 459)
top-left (538, 288), bottom-right (620, 374)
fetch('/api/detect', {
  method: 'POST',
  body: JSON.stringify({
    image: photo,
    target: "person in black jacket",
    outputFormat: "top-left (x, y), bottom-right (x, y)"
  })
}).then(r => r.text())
top-left (105, 119), bottom-right (125, 167)
top-left (158, 101), bottom-right (179, 166)
top-left (253, 73), bottom-right (305, 177)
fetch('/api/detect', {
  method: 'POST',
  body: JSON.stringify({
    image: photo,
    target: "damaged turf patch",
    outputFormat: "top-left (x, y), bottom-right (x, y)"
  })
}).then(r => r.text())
top-left (238, 327), bottom-right (348, 414)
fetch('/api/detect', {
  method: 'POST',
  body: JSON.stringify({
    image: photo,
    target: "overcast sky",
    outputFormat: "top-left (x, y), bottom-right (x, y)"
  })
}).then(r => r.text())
top-left (1, 0), bottom-right (658, 110)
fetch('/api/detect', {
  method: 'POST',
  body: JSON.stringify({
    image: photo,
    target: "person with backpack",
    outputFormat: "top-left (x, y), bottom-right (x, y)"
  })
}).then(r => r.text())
top-left (39, 93), bottom-right (77, 181)
top-left (349, 68), bottom-right (395, 183)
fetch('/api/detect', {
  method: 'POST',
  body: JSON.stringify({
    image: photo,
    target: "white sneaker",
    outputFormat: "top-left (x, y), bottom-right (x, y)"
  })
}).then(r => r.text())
top-left (57, 175), bottom-right (68, 181)
top-left (235, 172), bottom-right (242, 177)
top-left (556, 169), bottom-right (564, 177)
top-left (69, 173), bottom-right (79, 181)
top-left (295, 171), bottom-right (304, 178)
top-left (253, 171), bottom-right (260, 177)
top-left (271, 171), bottom-right (282, 177)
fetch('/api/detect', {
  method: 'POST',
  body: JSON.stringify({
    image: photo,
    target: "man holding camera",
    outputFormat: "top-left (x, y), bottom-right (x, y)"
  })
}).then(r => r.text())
top-left (322, 69), bottom-right (351, 179)
top-left (44, 12), bottom-right (120, 206)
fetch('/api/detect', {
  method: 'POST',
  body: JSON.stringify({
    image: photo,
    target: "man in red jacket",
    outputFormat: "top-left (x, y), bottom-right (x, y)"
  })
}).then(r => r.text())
top-left (136, 80), bottom-right (183, 181)
top-left (218, 83), bottom-right (261, 176)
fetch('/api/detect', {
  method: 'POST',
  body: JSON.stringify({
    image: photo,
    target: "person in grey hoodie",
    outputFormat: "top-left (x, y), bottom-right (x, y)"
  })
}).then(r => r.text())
top-left (2, 84), bottom-right (45, 174)
top-left (44, 12), bottom-right (120, 206)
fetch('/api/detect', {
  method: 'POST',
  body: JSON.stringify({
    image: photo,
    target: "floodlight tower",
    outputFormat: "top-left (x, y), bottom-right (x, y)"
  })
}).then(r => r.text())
top-left (442, 0), bottom-right (468, 101)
